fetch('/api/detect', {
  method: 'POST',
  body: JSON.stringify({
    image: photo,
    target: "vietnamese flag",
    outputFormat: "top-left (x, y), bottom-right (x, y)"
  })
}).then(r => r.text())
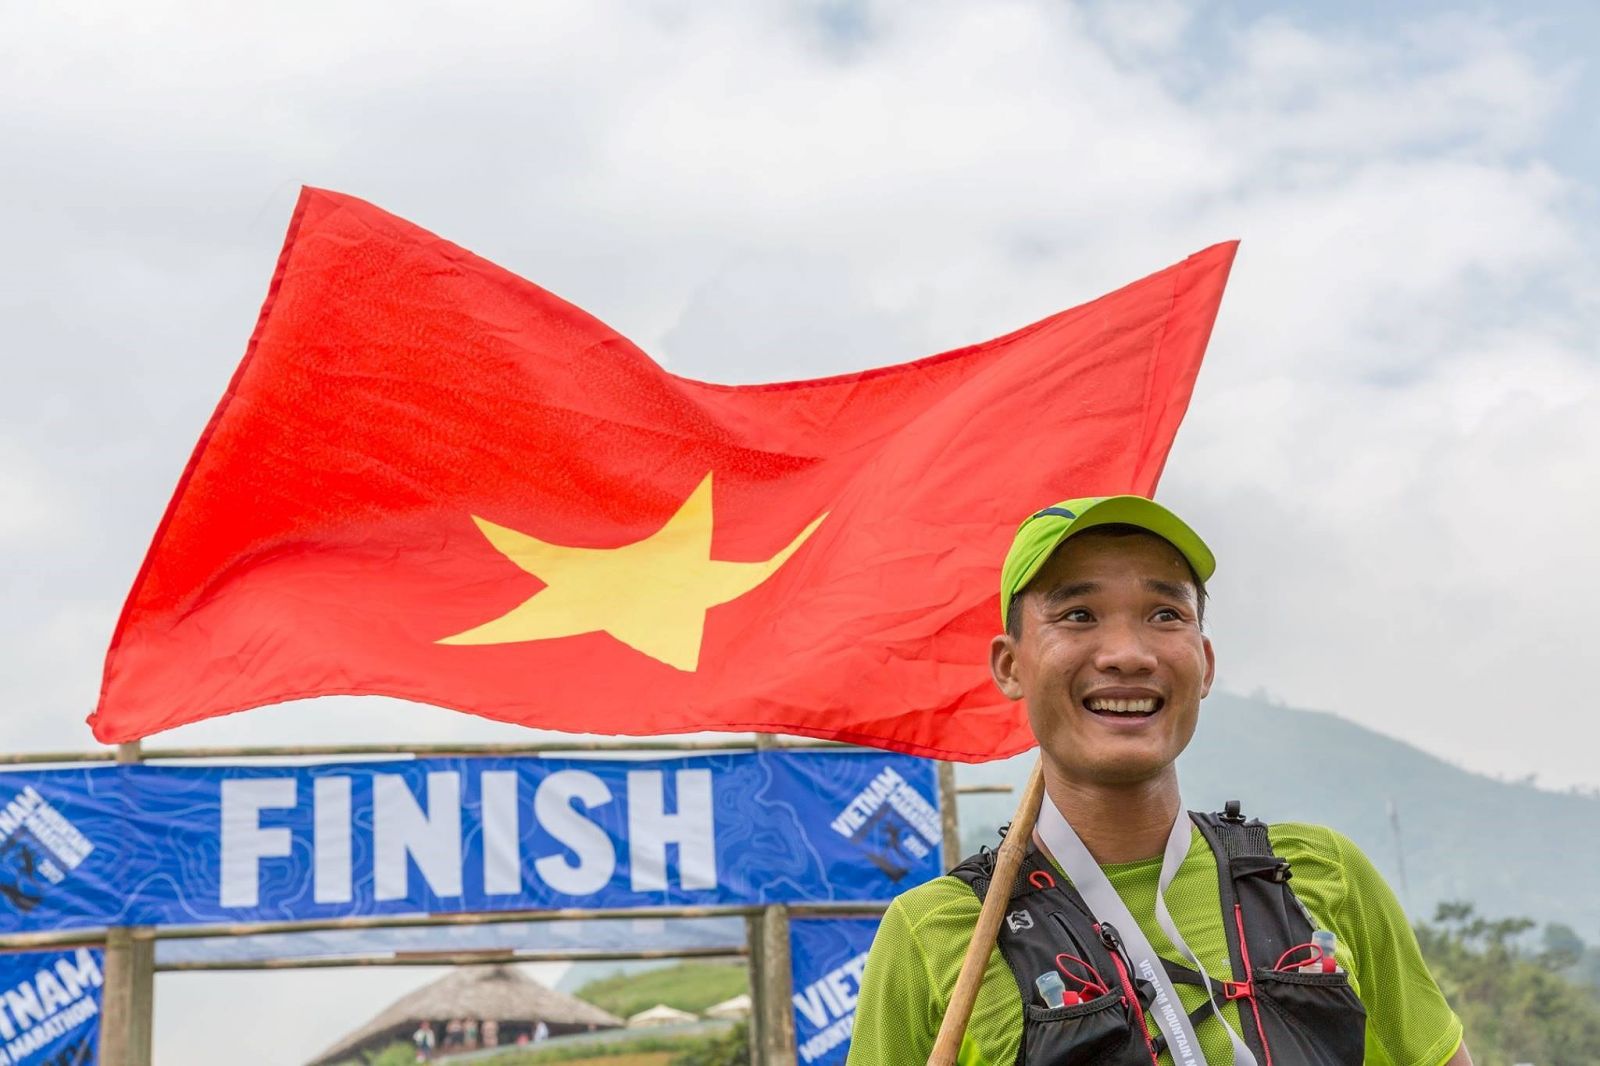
top-left (91, 189), bottom-right (1234, 760)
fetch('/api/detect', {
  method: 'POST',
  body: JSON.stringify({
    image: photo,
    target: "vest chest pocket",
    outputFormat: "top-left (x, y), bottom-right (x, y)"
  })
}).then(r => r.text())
top-left (1020, 990), bottom-right (1133, 1066)
top-left (1251, 969), bottom-right (1368, 1065)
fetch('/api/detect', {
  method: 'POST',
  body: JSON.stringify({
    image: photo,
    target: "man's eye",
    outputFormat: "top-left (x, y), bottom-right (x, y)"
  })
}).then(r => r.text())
top-left (1152, 607), bottom-right (1183, 622)
top-left (1062, 608), bottom-right (1094, 623)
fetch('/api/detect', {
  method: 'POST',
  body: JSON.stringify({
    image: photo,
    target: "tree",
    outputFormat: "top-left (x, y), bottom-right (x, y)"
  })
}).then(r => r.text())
top-left (1541, 923), bottom-right (1585, 969)
top-left (670, 1021), bottom-right (750, 1066)
top-left (359, 1043), bottom-right (418, 1066)
top-left (1417, 902), bottom-right (1600, 1066)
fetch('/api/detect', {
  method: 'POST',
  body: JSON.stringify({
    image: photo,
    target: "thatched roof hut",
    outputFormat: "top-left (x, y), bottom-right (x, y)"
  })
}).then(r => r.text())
top-left (306, 964), bottom-right (622, 1065)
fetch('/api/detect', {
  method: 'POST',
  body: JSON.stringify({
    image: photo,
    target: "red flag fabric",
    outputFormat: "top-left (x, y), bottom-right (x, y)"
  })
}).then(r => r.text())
top-left (91, 188), bottom-right (1235, 760)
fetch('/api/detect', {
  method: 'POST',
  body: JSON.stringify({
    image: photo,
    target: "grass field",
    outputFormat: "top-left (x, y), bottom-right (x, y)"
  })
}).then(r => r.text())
top-left (573, 961), bottom-right (748, 1020)
top-left (479, 1034), bottom-right (706, 1064)
top-left (525, 1054), bottom-right (674, 1066)
top-left (363, 1038), bottom-right (701, 1066)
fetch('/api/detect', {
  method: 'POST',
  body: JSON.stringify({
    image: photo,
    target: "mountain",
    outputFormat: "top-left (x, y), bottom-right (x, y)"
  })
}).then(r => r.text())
top-left (953, 690), bottom-right (1600, 936)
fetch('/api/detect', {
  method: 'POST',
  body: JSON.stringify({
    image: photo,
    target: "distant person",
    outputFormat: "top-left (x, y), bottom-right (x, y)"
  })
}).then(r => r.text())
top-left (483, 1018), bottom-right (498, 1047)
top-left (444, 1017), bottom-right (462, 1050)
top-left (849, 497), bottom-right (1474, 1064)
top-left (465, 1017), bottom-right (479, 1048)
top-left (411, 1020), bottom-right (435, 1062)
top-left (533, 1019), bottom-right (550, 1042)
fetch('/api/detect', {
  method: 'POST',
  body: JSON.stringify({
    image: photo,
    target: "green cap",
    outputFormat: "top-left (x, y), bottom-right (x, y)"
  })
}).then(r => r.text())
top-left (999, 496), bottom-right (1215, 625)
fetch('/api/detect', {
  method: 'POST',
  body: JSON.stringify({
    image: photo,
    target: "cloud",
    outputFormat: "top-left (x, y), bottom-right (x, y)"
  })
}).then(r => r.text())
top-left (4, 0), bottom-right (1594, 776)
top-left (3, 4), bottom-right (1599, 1058)
top-left (0, 440), bottom-right (65, 546)
top-left (156, 962), bottom-right (570, 1065)
top-left (3, 1), bottom-right (1592, 769)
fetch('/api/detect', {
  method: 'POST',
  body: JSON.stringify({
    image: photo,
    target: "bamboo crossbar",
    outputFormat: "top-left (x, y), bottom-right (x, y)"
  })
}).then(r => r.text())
top-left (0, 901), bottom-right (890, 951)
top-left (0, 737), bottom-right (860, 766)
top-left (155, 945), bottom-right (746, 973)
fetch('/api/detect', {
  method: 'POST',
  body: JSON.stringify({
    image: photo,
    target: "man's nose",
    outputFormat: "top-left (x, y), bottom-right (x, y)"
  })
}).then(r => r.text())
top-left (1092, 618), bottom-right (1159, 674)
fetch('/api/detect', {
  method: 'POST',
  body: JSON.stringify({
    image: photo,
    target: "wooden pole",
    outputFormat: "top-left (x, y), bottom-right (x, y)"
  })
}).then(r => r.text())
top-left (0, 736), bottom-right (857, 766)
top-left (927, 758), bottom-right (1045, 1066)
top-left (100, 742), bottom-right (154, 1066)
top-left (157, 945), bottom-right (745, 972)
top-left (936, 761), bottom-right (961, 868)
top-left (0, 900), bottom-right (887, 952)
top-left (746, 902), bottom-right (795, 1065)
top-left (98, 927), bottom-right (154, 1065)
top-left (747, 734), bottom-right (797, 1066)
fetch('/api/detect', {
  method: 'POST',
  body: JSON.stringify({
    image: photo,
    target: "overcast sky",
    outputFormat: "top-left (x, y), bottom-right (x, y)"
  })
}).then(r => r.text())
top-left (4, 1), bottom-right (1599, 1062)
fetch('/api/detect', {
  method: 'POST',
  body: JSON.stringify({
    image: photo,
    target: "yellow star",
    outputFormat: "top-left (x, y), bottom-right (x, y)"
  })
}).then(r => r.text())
top-left (439, 473), bottom-right (827, 671)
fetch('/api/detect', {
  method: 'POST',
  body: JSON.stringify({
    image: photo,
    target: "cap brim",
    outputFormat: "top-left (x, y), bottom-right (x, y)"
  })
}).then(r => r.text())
top-left (1009, 495), bottom-right (1215, 604)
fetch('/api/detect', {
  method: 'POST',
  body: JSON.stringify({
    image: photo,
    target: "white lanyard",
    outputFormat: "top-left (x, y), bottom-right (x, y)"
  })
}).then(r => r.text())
top-left (1035, 795), bottom-right (1255, 1066)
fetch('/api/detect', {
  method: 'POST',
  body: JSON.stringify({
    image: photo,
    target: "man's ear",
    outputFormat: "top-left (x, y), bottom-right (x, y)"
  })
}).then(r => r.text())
top-left (1200, 634), bottom-right (1215, 699)
top-left (990, 633), bottom-right (1024, 700)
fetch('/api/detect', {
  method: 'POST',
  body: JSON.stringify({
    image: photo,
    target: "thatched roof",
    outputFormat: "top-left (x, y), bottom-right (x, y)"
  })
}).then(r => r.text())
top-left (306, 964), bottom-right (622, 1065)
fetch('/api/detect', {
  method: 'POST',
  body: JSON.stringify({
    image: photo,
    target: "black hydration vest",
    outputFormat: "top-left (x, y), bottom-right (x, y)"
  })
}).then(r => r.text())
top-left (948, 802), bottom-right (1367, 1065)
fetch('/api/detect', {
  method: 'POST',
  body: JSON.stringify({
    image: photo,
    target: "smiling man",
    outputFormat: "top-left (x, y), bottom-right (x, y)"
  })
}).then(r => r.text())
top-left (848, 497), bottom-right (1471, 1066)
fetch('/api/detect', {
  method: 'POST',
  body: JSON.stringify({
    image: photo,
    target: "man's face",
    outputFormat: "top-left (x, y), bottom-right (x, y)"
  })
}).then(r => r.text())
top-left (990, 531), bottom-right (1214, 788)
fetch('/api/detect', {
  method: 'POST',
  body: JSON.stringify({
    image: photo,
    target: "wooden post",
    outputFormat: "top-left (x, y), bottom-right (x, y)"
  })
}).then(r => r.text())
top-left (745, 903), bottom-right (795, 1065)
top-left (747, 735), bottom-right (797, 1066)
top-left (100, 742), bottom-right (154, 1066)
top-left (936, 761), bottom-right (961, 869)
top-left (100, 927), bottom-right (154, 1066)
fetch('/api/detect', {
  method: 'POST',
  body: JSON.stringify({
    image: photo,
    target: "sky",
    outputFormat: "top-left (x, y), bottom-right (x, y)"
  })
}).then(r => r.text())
top-left (3, 1), bottom-right (1599, 1062)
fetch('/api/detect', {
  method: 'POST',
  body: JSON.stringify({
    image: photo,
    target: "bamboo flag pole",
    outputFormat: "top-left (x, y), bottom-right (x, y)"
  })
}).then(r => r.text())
top-left (928, 758), bottom-right (1047, 1066)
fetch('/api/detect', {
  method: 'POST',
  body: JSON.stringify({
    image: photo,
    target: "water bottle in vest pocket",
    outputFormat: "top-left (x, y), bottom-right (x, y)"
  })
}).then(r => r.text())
top-left (1021, 990), bottom-right (1132, 1064)
top-left (1251, 969), bottom-right (1367, 1064)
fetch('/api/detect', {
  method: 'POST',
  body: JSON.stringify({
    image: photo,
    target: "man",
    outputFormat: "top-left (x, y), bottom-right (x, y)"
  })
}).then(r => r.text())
top-left (848, 496), bottom-right (1470, 1065)
top-left (410, 1020), bottom-right (434, 1062)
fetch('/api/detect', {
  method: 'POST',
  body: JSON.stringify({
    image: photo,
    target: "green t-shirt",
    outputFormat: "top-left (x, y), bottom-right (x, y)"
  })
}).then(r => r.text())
top-left (847, 823), bottom-right (1462, 1066)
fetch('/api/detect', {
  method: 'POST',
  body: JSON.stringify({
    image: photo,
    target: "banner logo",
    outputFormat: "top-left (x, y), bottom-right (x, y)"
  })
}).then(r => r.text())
top-left (827, 767), bottom-right (941, 882)
top-left (0, 789), bottom-right (94, 914)
top-left (0, 947), bottom-right (103, 1065)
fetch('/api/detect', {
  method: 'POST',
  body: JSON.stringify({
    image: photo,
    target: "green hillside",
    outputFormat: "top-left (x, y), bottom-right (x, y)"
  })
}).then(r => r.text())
top-left (956, 690), bottom-right (1600, 934)
top-left (573, 961), bottom-right (747, 1020)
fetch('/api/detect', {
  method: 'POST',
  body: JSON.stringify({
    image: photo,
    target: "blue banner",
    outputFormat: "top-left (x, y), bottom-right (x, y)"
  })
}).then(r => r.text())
top-left (789, 916), bottom-right (882, 1066)
top-left (0, 948), bottom-right (102, 1065)
top-left (0, 751), bottom-right (940, 933)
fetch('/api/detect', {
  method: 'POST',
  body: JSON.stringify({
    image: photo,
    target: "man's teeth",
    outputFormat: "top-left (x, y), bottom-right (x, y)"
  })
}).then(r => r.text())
top-left (1085, 698), bottom-right (1158, 715)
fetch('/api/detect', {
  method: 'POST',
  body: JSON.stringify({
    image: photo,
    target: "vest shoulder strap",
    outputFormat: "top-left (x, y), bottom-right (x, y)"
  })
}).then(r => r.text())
top-left (1191, 800), bottom-right (1294, 885)
top-left (951, 806), bottom-right (1367, 1065)
top-left (1189, 801), bottom-right (1324, 1061)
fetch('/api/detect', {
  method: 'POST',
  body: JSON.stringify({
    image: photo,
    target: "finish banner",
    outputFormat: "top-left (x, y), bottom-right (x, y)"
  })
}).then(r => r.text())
top-left (0, 751), bottom-right (940, 934)
top-left (0, 948), bottom-right (103, 1065)
top-left (789, 916), bottom-right (881, 1066)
